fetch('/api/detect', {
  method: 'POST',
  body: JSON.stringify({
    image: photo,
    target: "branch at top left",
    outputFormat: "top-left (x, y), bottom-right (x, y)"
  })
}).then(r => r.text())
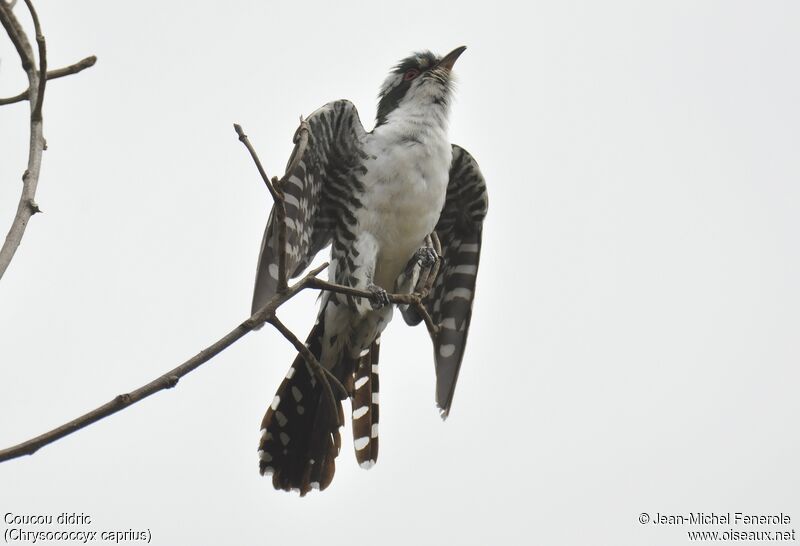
top-left (0, 0), bottom-right (96, 281)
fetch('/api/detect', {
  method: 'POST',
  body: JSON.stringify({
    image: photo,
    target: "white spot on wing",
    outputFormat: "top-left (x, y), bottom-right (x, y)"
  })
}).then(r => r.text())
top-left (268, 264), bottom-right (279, 280)
top-left (286, 175), bottom-right (303, 190)
top-left (283, 193), bottom-right (300, 208)
top-left (371, 423), bottom-right (379, 438)
top-left (258, 450), bottom-right (272, 462)
top-left (439, 344), bottom-right (456, 358)
top-left (444, 288), bottom-right (472, 302)
top-left (271, 395), bottom-right (281, 410)
top-left (359, 460), bottom-right (375, 470)
top-left (275, 411), bottom-right (288, 427)
top-left (354, 437), bottom-right (370, 450)
top-left (441, 317), bottom-right (457, 330)
top-left (285, 367), bottom-right (295, 379)
top-left (371, 393), bottom-right (379, 404)
top-left (291, 386), bottom-right (303, 402)
top-left (352, 406), bottom-right (369, 419)
top-left (355, 376), bottom-right (369, 390)
top-left (371, 364), bottom-right (379, 374)
top-left (452, 264), bottom-right (478, 275)
top-left (310, 481), bottom-right (320, 490)
top-left (280, 432), bottom-right (290, 446)
top-left (359, 348), bottom-right (370, 357)
top-left (297, 405), bottom-right (305, 415)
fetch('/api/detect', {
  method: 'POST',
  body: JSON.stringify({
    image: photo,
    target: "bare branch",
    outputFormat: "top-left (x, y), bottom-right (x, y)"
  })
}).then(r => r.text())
top-left (0, 1), bottom-right (34, 70)
top-left (0, 264), bottom-right (323, 463)
top-left (412, 300), bottom-right (440, 336)
top-left (0, 2), bottom-right (95, 279)
top-left (267, 315), bottom-right (346, 425)
top-left (0, 251), bottom-right (441, 463)
top-left (233, 124), bottom-right (291, 291)
top-left (233, 124), bottom-right (281, 202)
top-left (0, 0), bottom-right (45, 281)
top-left (41, 54), bottom-right (95, 80)
top-left (23, 0), bottom-right (45, 121)
top-left (306, 276), bottom-right (440, 337)
top-left (280, 116), bottom-right (309, 187)
top-left (306, 275), bottom-right (413, 305)
top-left (0, 55), bottom-right (96, 106)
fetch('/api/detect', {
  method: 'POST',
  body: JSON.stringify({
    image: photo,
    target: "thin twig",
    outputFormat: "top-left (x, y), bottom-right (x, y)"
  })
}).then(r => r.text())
top-left (267, 315), bottom-right (348, 399)
top-left (413, 301), bottom-right (440, 336)
top-left (233, 124), bottom-right (282, 202)
top-left (280, 116), bottom-right (309, 187)
top-left (306, 276), bottom-right (412, 305)
top-left (22, 0), bottom-right (45, 121)
top-left (267, 315), bottom-right (346, 425)
top-left (0, 1), bottom-right (33, 70)
top-left (307, 276), bottom-right (440, 336)
top-left (0, 56), bottom-right (96, 106)
top-left (234, 124), bottom-right (290, 291)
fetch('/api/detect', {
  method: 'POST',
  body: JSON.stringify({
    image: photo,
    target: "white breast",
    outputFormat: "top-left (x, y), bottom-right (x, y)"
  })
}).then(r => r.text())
top-left (359, 123), bottom-right (452, 289)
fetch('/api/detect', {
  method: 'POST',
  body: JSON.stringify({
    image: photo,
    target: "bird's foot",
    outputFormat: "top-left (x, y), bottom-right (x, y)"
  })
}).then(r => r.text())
top-left (414, 246), bottom-right (438, 269)
top-left (366, 284), bottom-right (391, 309)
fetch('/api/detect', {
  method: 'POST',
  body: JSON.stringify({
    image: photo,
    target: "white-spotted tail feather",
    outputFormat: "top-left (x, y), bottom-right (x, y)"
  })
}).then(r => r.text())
top-left (350, 338), bottom-right (380, 468)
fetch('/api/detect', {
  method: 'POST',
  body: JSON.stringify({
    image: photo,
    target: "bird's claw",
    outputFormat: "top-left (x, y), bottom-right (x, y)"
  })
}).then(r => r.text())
top-left (414, 247), bottom-right (438, 269)
top-left (367, 284), bottom-right (391, 309)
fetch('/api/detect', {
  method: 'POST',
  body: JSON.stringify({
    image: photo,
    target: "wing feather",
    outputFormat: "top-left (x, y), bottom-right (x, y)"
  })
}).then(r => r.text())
top-left (423, 145), bottom-right (488, 417)
top-left (252, 100), bottom-right (367, 313)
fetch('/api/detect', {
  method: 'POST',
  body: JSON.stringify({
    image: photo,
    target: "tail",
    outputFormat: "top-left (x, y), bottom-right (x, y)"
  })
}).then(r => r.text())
top-left (351, 338), bottom-right (381, 468)
top-left (258, 320), bottom-right (345, 495)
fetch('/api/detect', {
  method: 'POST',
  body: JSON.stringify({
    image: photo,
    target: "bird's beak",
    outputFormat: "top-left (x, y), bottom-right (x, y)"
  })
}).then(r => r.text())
top-left (437, 46), bottom-right (467, 71)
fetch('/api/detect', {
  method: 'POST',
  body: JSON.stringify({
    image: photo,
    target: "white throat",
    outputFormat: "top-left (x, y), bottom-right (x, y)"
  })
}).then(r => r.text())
top-left (374, 97), bottom-right (450, 145)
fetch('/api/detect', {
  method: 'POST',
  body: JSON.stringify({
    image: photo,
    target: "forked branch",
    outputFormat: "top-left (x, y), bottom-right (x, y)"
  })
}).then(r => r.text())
top-left (0, 55), bottom-right (96, 106)
top-left (0, 0), bottom-right (96, 281)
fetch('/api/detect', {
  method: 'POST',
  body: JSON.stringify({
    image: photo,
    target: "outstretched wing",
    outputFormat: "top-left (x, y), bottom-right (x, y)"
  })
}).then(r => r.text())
top-left (252, 100), bottom-right (368, 313)
top-left (406, 145), bottom-right (488, 417)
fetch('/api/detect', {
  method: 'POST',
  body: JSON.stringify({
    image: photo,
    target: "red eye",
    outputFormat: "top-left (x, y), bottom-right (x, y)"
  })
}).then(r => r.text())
top-left (403, 69), bottom-right (419, 81)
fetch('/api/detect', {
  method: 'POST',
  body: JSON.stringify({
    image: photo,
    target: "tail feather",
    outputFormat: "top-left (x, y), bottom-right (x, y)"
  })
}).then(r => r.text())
top-left (258, 321), bottom-right (344, 495)
top-left (350, 338), bottom-right (380, 468)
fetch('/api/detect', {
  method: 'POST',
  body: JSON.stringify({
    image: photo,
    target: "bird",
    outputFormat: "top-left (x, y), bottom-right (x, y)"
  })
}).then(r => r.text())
top-left (253, 46), bottom-right (488, 495)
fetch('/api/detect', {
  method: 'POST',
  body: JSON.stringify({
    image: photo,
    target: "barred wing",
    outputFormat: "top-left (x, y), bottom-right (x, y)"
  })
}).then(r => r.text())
top-left (252, 100), bottom-right (368, 313)
top-left (422, 145), bottom-right (488, 417)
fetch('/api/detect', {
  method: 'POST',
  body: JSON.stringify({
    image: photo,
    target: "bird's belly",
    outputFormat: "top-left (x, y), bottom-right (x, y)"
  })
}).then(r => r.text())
top-left (360, 148), bottom-right (450, 289)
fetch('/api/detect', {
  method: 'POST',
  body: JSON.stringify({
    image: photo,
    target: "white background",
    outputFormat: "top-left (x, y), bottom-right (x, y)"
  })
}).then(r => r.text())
top-left (1, 1), bottom-right (798, 544)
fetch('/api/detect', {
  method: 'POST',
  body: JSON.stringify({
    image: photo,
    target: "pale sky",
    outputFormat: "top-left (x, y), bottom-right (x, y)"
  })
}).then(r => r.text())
top-left (1, 1), bottom-right (799, 545)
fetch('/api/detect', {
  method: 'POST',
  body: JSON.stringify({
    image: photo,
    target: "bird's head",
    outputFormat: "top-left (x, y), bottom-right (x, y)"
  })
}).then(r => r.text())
top-left (376, 46), bottom-right (466, 127)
